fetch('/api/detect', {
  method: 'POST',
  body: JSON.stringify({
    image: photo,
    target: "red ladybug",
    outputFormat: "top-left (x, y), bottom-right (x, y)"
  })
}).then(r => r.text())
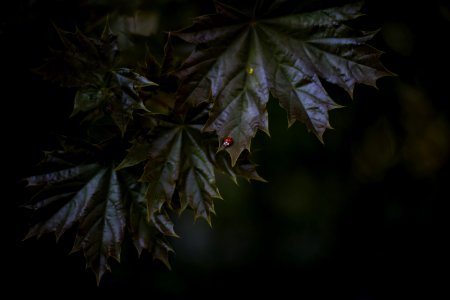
top-left (222, 136), bottom-right (233, 147)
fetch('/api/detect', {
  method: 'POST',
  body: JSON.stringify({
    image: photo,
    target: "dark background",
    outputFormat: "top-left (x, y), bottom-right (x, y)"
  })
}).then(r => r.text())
top-left (2, 0), bottom-right (449, 296)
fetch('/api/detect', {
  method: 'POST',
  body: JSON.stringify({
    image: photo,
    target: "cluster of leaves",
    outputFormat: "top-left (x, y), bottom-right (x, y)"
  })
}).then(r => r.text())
top-left (24, 1), bottom-right (392, 284)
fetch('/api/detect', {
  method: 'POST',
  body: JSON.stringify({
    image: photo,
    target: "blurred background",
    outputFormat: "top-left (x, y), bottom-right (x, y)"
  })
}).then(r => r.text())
top-left (2, 0), bottom-right (449, 297)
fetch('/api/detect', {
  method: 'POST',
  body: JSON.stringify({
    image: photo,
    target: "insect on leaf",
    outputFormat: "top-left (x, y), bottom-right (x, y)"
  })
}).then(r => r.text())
top-left (174, 1), bottom-right (394, 164)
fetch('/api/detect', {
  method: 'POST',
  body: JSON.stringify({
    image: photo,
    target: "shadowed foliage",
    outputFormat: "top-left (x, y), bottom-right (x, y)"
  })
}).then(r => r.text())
top-left (22, 0), bottom-right (393, 284)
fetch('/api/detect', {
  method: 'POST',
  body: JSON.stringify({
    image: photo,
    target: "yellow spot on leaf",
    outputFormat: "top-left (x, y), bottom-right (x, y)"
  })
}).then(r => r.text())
top-left (247, 67), bottom-right (254, 75)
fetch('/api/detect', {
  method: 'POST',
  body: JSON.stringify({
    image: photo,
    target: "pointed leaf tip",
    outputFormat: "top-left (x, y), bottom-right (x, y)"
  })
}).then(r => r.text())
top-left (176, 1), bottom-right (394, 153)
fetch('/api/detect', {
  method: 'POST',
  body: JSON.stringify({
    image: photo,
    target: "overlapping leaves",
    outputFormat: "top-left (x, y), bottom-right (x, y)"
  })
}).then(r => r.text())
top-left (35, 25), bottom-right (156, 134)
top-left (117, 105), bottom-right (264, 225)
top-left (174, 1), bottom-right (394, 164)
top-left (24, 146), bottom-right (174, 284)
top-left (27, 23), bottom-right (263, 284)
top-left (25, 0), bottom-right (394, 285)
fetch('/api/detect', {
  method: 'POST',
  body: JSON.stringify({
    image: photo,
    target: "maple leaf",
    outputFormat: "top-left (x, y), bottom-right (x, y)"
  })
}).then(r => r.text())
top-left (35, 25), bottom-right (157, 135)
top-left (117, 104), bottom-right (263, 224)
top-left (213, 149), bottom-right (266, 184)
top-left (23, 144), bottom-right (175, 284)
top-left (128, 183), bottom-right (176, 269)
top-left (174, 1), bottom-right (394, 164)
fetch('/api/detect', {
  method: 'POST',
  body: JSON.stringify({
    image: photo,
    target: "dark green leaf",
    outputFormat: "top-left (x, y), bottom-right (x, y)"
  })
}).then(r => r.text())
top-left (118, 112), bottom-right (223, 224)
top-left (115, 136), bottom-right (152, 170)
top-left (118, 108), bottom-right (263, 224)
top-left (70, 168), bottom-right (126, 285)
top-left (178, 128), bottom-right (222, 223)
top-left (25, 164), bottom-right (125, 284)
top-left (142, 126), bottom-right (182, 217)
top-left (129, 184), bottom-right (175, 268)
top-left (174, 2), bottom-right (394, 164)
top-left (24, 145), bottom-right (175, 284)
top-left (36, 25), bottom-right (157, 134)
top-left (108, 68), bottom-right (157, 135)
top-left (213, 150), bottom-right (266, 184)
top-left (71, 68), bottom-right (156, 134)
